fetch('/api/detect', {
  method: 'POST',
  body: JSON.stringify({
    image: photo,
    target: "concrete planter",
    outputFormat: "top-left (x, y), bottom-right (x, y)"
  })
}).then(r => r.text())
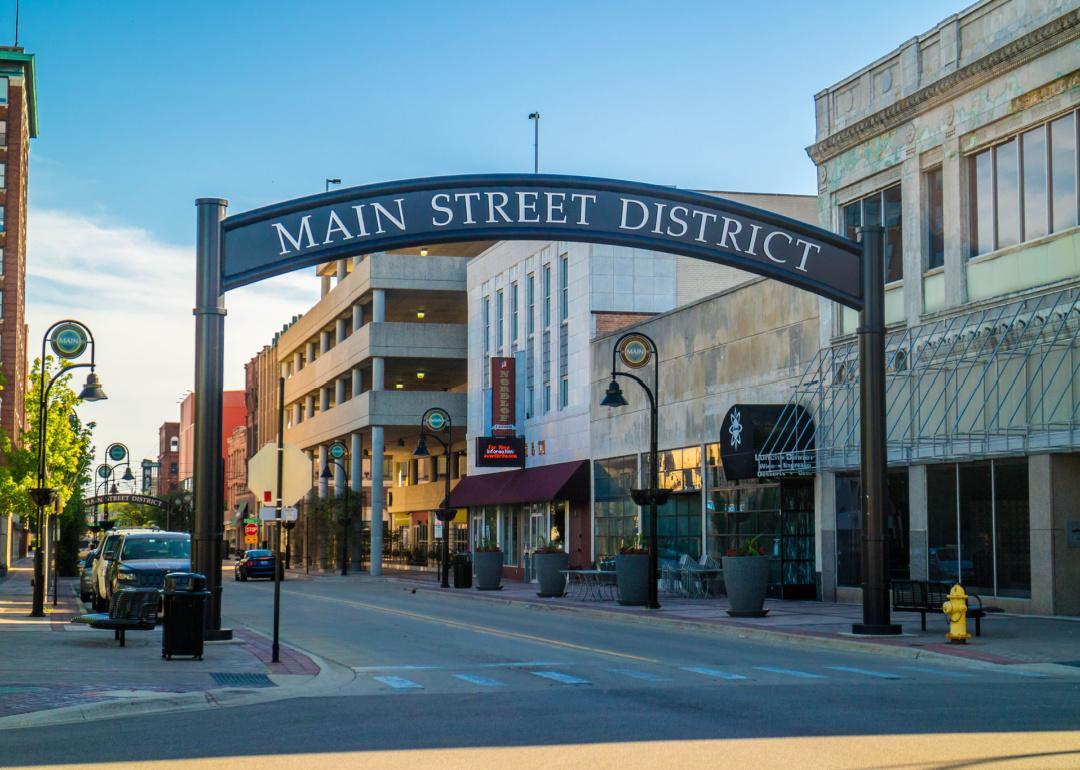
top-left (474, 550), bottom-right (503, 591)
top-left (721, 555), bottom-right (770, 617)
top-left (534, 551), bottom-right (569, 597)
top-left (615, 553), bottom-right (649, 606)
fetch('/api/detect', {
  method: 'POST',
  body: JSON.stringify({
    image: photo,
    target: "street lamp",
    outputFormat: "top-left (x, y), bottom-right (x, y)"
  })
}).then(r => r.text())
top-left (528, 112), bottom-right (540, 174)
top-left (325, 178), bottom-right (341, 193)
top-left (599, 331), bottom-right (664, 610)
top-left (319, 442), bottom-right (351, 577)
top-left (413, 408), bottom-right (454, 589)
top-left (31, 320), bottom-right (106, 617)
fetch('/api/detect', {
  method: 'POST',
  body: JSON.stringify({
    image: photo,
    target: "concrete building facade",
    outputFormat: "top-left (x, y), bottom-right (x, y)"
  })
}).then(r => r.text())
top-left (797, 0), bottom-right (1080, 614)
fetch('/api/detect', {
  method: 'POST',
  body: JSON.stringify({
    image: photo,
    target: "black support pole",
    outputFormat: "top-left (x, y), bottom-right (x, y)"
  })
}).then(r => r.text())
top-left (647, 387), bottom-right (659, 611)
top-left (853, 225), bottom-right (900, 635)
top-left (273, 375), bottom-right (285, 662)
top-left (193, 197), bottom-right (232, 641)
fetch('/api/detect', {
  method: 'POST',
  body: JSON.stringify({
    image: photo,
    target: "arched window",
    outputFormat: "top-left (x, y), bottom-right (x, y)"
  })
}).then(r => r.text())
top-left (170, 437), bottom-right (179, 452)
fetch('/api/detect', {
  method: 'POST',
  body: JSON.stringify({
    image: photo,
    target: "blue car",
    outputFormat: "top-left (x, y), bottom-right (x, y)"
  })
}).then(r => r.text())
top-left (234, 549), bottom-right (283, 581)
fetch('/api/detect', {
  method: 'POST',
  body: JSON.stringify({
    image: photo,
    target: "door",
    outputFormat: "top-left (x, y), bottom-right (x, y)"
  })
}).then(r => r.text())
top-left (779, 479), bottom-right (816, 600)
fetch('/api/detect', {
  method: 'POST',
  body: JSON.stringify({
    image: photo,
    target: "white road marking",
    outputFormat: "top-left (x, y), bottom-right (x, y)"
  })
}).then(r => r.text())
top-left (827, 665), bottom-right (902, 680)
top-left (353, 665), bottom-right (441, 672)
top-left (453, 674), bottom-right (504, 687)
top-left (899, 666), bottom-right (976, 678)
top-left (682, 667), bottom-right (749, 681)
top-left (372, 676), bottom-right (424, 690)
top-left (609, 669), bottom-right (672, 682)
top-left (531, 671), bottom-right (591, 685)
top-left (754, 666), bottom-right (826, 679)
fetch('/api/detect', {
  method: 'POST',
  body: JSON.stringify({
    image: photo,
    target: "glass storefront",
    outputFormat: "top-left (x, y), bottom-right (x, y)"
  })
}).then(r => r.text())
top-left (927, 458), bottom-right (1030, 597)
top-left (593, 455), bottom-right (638, 559)
top-left (835, 469), bottom-right (909, 587)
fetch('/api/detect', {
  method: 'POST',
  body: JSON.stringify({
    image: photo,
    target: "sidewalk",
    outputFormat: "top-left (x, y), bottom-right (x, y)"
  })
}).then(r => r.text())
top-left (377, 570), bottom-right (1080, 671)
top-left (0, 557), bottom-right (324, 729)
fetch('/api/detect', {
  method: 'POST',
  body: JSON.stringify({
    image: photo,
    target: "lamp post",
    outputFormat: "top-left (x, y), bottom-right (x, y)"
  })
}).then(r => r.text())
top-left (319, 440), bottom-right (351, 577)
top-left (528, 112), bottom-right (540, 173)
top-left (30, 320), bottom-right (106, 617)
top-left (413, 408), bottom-right (454, 589)
top-left (325, 178), bottom-right (341, 193)
top-left (599, 331), bottom-right (663, 610)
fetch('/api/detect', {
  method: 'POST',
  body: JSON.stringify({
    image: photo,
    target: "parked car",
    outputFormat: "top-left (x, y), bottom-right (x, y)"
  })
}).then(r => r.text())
top-left (79, 552), bottom-right (97, 603)
top-left (102, 531), bottom-right (191, 609)
top-left (91, 529), bottom-right (151, 611)
top-left (234, 549), bottom-right (283, 581)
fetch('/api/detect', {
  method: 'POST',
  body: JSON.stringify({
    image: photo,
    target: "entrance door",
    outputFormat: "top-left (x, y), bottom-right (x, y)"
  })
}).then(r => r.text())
top-left (780, 479), bottom-right (815, 600)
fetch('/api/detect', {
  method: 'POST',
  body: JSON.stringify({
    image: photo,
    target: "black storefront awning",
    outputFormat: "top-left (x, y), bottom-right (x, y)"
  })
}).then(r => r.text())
top-left (720, 404), bottom-right (814, 480)
top-left (447, 460), bottom-right (590, 507)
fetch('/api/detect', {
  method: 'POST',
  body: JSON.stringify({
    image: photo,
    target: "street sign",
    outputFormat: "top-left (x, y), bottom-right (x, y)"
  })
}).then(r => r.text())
top-left (97, 465), bottom-right (110, 479)
top-left (245, 534), bottom-right (258, 545)
top-left (244, 517), bottom-right (259, 525)
top-left (424, 408), bottom-right (450, 433)
top-left (282, 507), bottom-right (298, 522)
top-left (619, 334), bottom-right (652, 369)
top-left (328, 441), bottom-right (347, 460)
top-left (244, 523), bottom-right (258, 537)
top-left (50, 322), bottom-right (89, 360)
top-left (247, 443), bottom-right (313, 507)
top-left (258, 506), bottom-right (277, 521)
top-left (107, 443), bottom-right (127, 463)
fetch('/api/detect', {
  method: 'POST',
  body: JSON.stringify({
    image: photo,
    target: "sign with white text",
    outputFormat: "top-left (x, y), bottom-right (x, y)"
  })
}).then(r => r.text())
top-left (476, 436), bottom-right (526, 468)
top-left (491, 357), bottom-right (516, 436)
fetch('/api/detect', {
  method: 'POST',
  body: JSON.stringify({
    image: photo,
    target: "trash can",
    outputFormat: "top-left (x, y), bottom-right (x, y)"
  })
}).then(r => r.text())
top-left (453, 553), bottom-right (472, 589)
top-left (162, 572), bottom-right (209, 661)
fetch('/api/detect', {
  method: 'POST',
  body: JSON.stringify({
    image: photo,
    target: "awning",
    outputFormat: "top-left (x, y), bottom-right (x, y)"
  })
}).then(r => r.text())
top-left (229, 501), bottom-right (249, 526)
top-left (720, 404), bottom-right (814, 480)
top-left (448, 460), bottom-right (589, 507)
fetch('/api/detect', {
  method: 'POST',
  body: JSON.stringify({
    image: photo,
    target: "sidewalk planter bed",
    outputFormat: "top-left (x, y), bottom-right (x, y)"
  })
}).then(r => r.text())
top-left (615, 553), bottom-right (649, 606)
top-left (721, 554), bottom-right (770, 617)
top-left (533, 550), bottom-right (569, 597)
top-left (473, 549), bottom-right (503, 591)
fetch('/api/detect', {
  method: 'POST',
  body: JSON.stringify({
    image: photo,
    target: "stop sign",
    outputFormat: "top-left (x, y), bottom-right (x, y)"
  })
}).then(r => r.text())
top-left (244, 523), bottom-right (258, 537)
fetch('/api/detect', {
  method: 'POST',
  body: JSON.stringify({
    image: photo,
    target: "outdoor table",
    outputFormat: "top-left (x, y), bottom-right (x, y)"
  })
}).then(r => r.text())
top-left (561, 569), bottom-right (615, 601)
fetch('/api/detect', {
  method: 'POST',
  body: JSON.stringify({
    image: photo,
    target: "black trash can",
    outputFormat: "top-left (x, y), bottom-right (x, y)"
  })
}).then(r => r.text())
top-left (453, 553), bottom-right (472, 589)
top-left (162, 572), bottom-right (209, 661)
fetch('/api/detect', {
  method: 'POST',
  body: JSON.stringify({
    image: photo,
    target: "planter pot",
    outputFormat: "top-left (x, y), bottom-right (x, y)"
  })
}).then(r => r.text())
top-left (721, 555), bottom-right (770, 617)
top-left (615, 553), bottom-right (650, 606)
top-left (534, 551), bottom-right (570, 597)
top-left (473, 550), bottom-right (503, 591)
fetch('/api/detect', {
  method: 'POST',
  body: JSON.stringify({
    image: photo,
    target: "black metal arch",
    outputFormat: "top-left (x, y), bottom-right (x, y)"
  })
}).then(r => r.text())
top-left (220, 174), bottom-right (863, 309)
top-left (83, 493), bottom-right (167, 509)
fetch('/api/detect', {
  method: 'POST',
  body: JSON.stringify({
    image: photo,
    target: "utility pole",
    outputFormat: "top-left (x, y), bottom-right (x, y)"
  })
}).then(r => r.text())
top-left (528, 112), bottom-right (540, 174)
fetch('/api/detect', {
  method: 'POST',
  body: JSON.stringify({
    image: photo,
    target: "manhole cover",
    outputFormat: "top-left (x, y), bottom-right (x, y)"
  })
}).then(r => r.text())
top-left (211, 672), bottom-right (276, 688)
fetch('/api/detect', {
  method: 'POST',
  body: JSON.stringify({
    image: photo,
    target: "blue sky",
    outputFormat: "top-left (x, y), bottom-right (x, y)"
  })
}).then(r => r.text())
top-left (19, 0), bottom-right (956, 471)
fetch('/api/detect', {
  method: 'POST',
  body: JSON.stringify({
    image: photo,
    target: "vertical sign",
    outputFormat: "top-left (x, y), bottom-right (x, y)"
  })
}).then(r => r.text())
top-left (491, 357), bottom-right (515, 437)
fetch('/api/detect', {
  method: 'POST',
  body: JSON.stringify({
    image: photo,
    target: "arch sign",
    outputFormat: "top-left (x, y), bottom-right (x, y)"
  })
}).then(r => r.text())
top-left (194, 173), bottom-right (895, 638)
top-left (84, 493), bottom-right (167, 509)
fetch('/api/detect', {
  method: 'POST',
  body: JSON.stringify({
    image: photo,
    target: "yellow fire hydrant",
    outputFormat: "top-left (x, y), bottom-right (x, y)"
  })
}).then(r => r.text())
top-left (942, 584), bottom-right (971, 644)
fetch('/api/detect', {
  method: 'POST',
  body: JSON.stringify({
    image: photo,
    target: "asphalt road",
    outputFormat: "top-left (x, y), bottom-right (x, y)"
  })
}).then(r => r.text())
top-left (6, 576), bottom-right (1080, 768)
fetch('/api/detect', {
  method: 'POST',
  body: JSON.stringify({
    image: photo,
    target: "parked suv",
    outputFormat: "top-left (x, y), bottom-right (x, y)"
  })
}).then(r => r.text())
top-left (102, 531), bottom-right (191, 609)
top-left (91, 528), bottom-right (156, 611)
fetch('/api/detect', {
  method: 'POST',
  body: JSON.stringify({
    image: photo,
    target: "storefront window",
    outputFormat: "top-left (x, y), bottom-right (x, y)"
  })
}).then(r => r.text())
top-left (642, 446), bottom-right (702, 559)
top-left (593, 455), bottom-right (637, 560)
top-left (927, 459), bottom-right (1030, 597)
top-left (645, 446), bottom-right (703, 492)
top-left (708, 481), bottom-right (779, 559)
top-left (500, 506), bottom-right (520, 566)
top-left (835, 470), bottom-right (909, 588)
top-left (472, 506), bottom-right (497, 551)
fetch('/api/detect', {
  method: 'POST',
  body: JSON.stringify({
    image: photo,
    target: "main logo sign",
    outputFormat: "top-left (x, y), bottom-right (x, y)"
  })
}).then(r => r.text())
top-left (107, 444), bottom-right (127, 463)
top-left (328, 441), bottom-right (347, 460)
top-left (423, 409), bottom-right (450, 433)
top-left (619, 335), bottom-right (652, 369)
top-left (50, 323), bottom-right (88, 360)
top-left (221, 175), bottom-right (864, 309)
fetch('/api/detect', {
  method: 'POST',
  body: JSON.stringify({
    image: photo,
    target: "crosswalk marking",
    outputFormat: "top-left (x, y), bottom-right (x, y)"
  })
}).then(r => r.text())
top-left (754, 666), bottom-right (826, 679)
top-left (453, 673), bottom-right (504, 687)
top-left (609, 668), bottom-right (672, 682)
top-left (683, 667), bottom-right (749, 681)
top-left (531, 671), bottom-right (591, 685)
top-left (899, 666), bottom-right (976, 678)
top-left (372, 675), bottom-right (423, 690)
top-left (993, 668), bottom-right (1048, 678)
top-left (827, 665), bottom-right (902, 680)
top-left (354, 665), bottom-right (440, 672)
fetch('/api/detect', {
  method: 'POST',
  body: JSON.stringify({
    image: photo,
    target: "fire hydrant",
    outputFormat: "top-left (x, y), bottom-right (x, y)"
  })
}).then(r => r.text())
top-left (942, 584), bottom-right (971, 644)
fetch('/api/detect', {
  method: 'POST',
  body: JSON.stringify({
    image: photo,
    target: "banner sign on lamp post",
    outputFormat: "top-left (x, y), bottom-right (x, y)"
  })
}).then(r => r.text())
top-left (491, 357), bottom-right (515, 436)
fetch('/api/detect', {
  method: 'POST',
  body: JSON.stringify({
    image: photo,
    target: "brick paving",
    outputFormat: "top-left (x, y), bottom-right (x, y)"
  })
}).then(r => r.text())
top-left (232, 627), bottom-right (320, 675)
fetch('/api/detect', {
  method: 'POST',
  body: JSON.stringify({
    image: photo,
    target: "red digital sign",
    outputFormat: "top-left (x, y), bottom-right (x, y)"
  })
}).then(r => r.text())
top-left (476, 436), bottom-right (526, 468)
top-left (491, 357), bottom-right (516, 436)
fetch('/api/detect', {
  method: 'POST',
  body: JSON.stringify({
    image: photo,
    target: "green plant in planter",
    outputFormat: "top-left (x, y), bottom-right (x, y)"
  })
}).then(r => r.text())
top-left (619, 533), bottom-right (648, 555)
top-left (725, 535), bottom-right (766, 557)
top-left (533, 536), bottom-right (564, 554)
top-left (475, 537), bottom-right (501, 553)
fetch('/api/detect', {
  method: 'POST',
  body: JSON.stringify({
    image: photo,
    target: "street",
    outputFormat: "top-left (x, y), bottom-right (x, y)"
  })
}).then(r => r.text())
top-left (4, 575), bottom-right (1079, 768)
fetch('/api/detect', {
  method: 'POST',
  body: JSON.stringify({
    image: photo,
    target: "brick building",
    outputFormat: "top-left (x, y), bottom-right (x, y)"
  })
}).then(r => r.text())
top-left (157, 421), bottom-right (179, 496)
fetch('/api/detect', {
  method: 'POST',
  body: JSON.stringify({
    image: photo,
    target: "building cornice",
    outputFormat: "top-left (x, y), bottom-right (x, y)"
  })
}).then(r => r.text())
top-left (806, 10), bottom-right (1080, 166)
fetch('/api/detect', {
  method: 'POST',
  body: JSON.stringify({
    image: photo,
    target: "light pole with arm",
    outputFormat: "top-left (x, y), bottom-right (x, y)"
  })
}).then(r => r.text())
top-left (413, 408), bottom-right (453, 589)
top-left (599, 332), bottom-right (666, 610)
top-left (30, 320), bottom-right (106, 617)
top-left (319, 442), bottom-right (351, 577)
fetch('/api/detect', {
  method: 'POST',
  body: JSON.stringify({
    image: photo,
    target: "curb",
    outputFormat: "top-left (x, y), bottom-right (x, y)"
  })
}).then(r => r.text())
top-left (375, 575), bottom-right (1059, 672)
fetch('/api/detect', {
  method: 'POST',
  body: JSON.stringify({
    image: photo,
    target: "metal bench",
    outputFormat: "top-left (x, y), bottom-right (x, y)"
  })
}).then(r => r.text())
top-left (71, 587), bottom-right (160, 646)
top-left (892, 579), bottom-right (998, 636)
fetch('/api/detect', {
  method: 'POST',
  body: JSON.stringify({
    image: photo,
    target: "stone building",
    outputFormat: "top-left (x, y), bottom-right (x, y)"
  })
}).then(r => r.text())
top-left (791, 0), bottom-right (1080, 614)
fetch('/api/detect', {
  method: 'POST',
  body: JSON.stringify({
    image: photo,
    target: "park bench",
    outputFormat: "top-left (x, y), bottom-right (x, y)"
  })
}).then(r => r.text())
top-left (891, 579), bottom-right (1000, 636)
top-left (71, 587), bottom-right (160, 647)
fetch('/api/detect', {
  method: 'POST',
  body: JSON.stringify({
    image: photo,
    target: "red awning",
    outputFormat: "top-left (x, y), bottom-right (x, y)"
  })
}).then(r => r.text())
top-left (447, 460), bottom-right (589, 507)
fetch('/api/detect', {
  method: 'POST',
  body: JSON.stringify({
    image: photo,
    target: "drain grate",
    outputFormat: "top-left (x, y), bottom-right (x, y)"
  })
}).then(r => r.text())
top-left (211, 672), bottom-right (276, 688)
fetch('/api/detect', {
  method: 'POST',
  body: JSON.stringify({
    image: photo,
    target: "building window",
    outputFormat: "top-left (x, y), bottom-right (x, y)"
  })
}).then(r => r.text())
top-left (593, 455), bottom-right (638, 560)
top-left (927, 458), bottom-right (1029, 597)
top-left (559, 253), bottom-right (568, 322)
top-left (835, 470), bottom-right (909, 588)
top-left (542, 264), bottom-right (552, 327)
top-left (481, 295), bottom-right (490, 389)
top-left (0, 205), bottom-right (6, 232)
top-left (644, 446), bottom-right (703, 558)
top-left (510, 282), bottom-right (518, 352)
top-left (169, 463), bottom-right (178, 476)
top-left (926, 167), bottom-right (944, 271)
top-left (0, 78), bottom-right (8, 105)
top-left (0, 121), bottom-right (7, 145)
top-left (170, 437), bottom-right (179, 452)
top-left (495, 289), bottom-right (504, 354)
top-left (558, 255), bottom-right (569, 408)
top-left (526, 274), bottom-right (535, 417)
top-left (842, 184), bottom-right (902, 283)
top-left (0, 162), bottom-right (6, 190)
top-left (970, 110), bottom-right (1080, 258)
top-left (542, 329), bottom-right (551, 414)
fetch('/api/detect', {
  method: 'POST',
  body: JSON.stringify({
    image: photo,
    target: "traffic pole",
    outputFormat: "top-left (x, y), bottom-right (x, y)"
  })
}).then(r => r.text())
top-left (272, 375), bottom-right (284, 663)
